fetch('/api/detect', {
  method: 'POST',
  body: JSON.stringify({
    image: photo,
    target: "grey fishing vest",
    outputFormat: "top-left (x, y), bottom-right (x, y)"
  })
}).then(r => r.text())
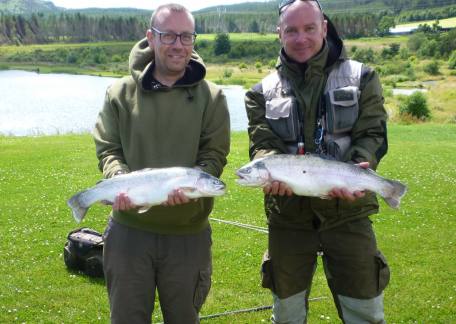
top-left (262, 59), bottom-right (363, 160)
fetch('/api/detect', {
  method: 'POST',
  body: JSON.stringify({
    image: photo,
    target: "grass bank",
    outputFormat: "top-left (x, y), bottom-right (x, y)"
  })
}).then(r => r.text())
top-left (395, 16), bottom-right (456, 29)
top-left (0, 124), bottom-right (455, 322)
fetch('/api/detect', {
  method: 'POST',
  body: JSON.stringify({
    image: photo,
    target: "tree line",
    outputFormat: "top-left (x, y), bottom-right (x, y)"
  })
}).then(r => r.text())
top-left (0, 11), bottom-right (389, 45)
top-left (0, 12), bottom-right (147, 44)
top-left (1, 2), bottom-right (456, 45)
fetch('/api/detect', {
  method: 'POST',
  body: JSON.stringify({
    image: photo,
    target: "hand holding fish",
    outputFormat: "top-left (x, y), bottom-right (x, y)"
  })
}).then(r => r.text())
top-left (236, 155), bottom-right (407, 209)
top-left (162, 189), bottom-right (191, 206)
top-left (327, 162), bottom-right (369, 201)
top-left (112, 192), bottom-right (131, 211)
top-left (263, 181), bottom-right (294, 196)
top-left (113, 189), bottom-right (191, 211)
top-left (67, 167), bottom-right (226, 223)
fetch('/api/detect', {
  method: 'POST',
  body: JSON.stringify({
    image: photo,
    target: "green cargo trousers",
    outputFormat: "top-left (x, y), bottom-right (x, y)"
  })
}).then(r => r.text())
top-left (103, 218), bottom-right (212, 324)
top-left (262, 217), bottom-right (390, 323)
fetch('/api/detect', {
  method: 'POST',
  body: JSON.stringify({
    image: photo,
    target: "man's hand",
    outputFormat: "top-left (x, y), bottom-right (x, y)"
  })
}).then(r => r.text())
top-left (113, 189), bottom-right (192, 211)
top-left (327, 161), bottom-right (370, 202)
top-left (113, 192), bottom-right (136, 211)
top-left (162, 189), bottom-right (191, 206)
top-left (263, 181), bottom-right (293, 196)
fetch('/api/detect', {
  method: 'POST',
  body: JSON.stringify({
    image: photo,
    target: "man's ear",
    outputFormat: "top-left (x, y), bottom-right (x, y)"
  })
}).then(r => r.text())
top-left (277, 26), bottom-right (282, 42)
top-left (322, 20), bottom-right (328, 38)
top-left (146, 29), bottom-right (154, 49)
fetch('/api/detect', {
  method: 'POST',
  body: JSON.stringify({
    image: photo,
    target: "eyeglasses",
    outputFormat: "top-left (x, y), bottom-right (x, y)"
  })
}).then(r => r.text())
top-left (278, 0), bottom-right (323, 15)
top-left (151, 27), bottom-right (197, 46)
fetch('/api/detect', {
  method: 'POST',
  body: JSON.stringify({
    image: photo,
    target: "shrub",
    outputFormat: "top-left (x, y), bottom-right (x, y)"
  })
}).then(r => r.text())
top-left (423, 60), bottom-right (440, 75)
top-left (351, 48), bottom-right (375, 63)
top-left (399, 47), bottom-right (410, 60)
top-left (449, 50), bottom-right (456, 69)
top-left (214, 33), bottom-right (231, 56)
top-left (223, 69), bottom-right (233, 78)
top-left (417, 39), bottom-right (439, 58)
top-left (407, 32), bottom-right (427, 52)
top-left (66, 52), bottom-right (78, 64)
top-left (405, 66), bottom-right (416, 81)
top-left (238, 62), bottom-right (247, 70)
top-left (195, 39), bottom-right (209, 49)
top-left (399, 91), bottom-right (430, 120)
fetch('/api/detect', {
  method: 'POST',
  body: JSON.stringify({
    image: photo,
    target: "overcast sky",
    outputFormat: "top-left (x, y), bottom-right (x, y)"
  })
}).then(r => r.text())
top-left (50, 0), bottom-right (269, 12)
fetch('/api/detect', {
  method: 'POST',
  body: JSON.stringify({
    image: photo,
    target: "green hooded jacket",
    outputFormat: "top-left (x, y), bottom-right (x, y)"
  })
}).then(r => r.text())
top-left (93, 38), bottom-right (230, 234)
top-left (245, 24), bottom-right (388, 231)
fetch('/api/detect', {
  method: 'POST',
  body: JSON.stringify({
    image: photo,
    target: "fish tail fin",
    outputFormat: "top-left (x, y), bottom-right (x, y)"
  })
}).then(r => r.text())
top-left (383, 179), bottom-right (408, 209)
top-left (67, 191), bottom-right (90, 223)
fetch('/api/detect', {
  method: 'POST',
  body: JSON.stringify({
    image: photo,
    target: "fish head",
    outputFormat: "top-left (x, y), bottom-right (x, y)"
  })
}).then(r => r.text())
top-left (236, 160), bottom-right (269, 187)
top-left (192, 172), bottom-right (226, 197)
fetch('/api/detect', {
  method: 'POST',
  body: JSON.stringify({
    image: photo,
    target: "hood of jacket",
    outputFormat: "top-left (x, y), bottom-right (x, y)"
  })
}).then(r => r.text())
top-left (128, 37), bottom-right (206, 90)
top-left (278, 15), bottom-right (347, 76)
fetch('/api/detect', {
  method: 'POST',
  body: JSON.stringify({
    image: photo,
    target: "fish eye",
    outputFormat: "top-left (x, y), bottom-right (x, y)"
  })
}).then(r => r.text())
top-left (242, 167), bottom-right (252, 174)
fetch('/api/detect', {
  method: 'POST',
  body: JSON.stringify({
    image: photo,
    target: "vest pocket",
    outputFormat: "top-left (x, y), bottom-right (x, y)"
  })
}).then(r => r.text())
top-left (325, 86), bottom-right (359, 134)
top-left (265, 97), bottom-right (299, 142)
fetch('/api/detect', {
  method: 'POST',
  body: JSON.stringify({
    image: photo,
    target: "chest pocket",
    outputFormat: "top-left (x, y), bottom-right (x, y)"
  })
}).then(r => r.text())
top-left (325, 86), bottom-right (359, 134)
top-left (265, 96), bottom-right (299, 142)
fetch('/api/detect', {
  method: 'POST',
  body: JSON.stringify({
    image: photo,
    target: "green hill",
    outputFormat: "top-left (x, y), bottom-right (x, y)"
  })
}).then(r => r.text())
top-left (0, 0), bottom-right (58, 14)
top-left (2, 0), bottom-right (456, 16)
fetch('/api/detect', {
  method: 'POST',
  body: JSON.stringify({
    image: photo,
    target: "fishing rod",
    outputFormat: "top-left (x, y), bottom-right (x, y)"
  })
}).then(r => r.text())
top-left (156, 297), bottom-right (327, 323)
top-left (210, 217), bottom-right (269, 233)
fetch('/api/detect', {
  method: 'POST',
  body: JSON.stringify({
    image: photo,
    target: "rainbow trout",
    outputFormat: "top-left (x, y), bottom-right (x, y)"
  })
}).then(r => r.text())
top-left (236, 154), bottom-right (407, 209)
top-left (68, 167), bottom-right (226, 222)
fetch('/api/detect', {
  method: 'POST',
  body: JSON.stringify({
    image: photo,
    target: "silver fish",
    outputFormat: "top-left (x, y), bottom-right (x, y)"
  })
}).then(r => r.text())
top-left (236, 154), bottom-right (407, 209)
top-left (68, 167), bottom-right (226, 223)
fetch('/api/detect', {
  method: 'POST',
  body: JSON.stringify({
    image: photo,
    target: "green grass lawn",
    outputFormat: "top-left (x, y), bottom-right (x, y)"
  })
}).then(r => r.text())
top-left (395, 16), bottom-right (456, 29)
top-left (0, 124), bottom-right (455, 322)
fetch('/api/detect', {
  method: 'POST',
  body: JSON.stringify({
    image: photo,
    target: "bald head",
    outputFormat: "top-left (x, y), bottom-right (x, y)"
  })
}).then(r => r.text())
top-left (279, 0), bottom-right (324, 25)
top-left (277, 0), bottom-right (327, 63)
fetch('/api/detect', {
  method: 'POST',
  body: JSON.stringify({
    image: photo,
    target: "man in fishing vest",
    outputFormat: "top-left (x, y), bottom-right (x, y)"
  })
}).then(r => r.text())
top-left (244, 0), bottom-right (389, 322)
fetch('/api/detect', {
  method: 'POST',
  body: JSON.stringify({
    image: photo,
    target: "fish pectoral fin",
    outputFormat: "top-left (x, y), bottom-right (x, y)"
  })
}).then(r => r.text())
top-left (137, 205), bottom-right (153, 214)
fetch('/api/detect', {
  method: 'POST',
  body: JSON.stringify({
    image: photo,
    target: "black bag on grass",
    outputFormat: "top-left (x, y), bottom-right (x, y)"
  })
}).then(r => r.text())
top-left (63, 228), bottom-right (104, 278)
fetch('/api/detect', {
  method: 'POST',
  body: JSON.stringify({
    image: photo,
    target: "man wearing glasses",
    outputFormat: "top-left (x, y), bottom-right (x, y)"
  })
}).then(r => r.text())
top-left (94, 3), bottom-right (230, 323)
top-left (245, 0), bottom-right (389, 322)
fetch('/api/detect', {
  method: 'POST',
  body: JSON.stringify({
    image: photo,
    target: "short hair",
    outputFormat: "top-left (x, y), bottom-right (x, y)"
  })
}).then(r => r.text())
top-left (150, 3), bottom-right (195, 29)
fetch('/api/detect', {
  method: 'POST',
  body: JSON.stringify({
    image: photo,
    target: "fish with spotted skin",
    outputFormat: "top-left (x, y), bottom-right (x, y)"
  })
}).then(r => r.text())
top-left (236, 154), bottom-right (407, 209)
top-left (67, 167), bottom-right (226, 223)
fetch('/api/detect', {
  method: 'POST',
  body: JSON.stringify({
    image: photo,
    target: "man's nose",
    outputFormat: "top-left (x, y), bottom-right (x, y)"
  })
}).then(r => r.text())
top-left (172, 36), bottom-right (186, 47)
top-left (294, 31), bottom-right (309, 43)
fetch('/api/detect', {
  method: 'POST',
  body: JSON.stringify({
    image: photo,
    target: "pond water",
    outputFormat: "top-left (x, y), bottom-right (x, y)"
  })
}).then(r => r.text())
top-left (0, 70), bottom-right (248, 136)
top-left (392, 88), bottom-right (428, 96)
